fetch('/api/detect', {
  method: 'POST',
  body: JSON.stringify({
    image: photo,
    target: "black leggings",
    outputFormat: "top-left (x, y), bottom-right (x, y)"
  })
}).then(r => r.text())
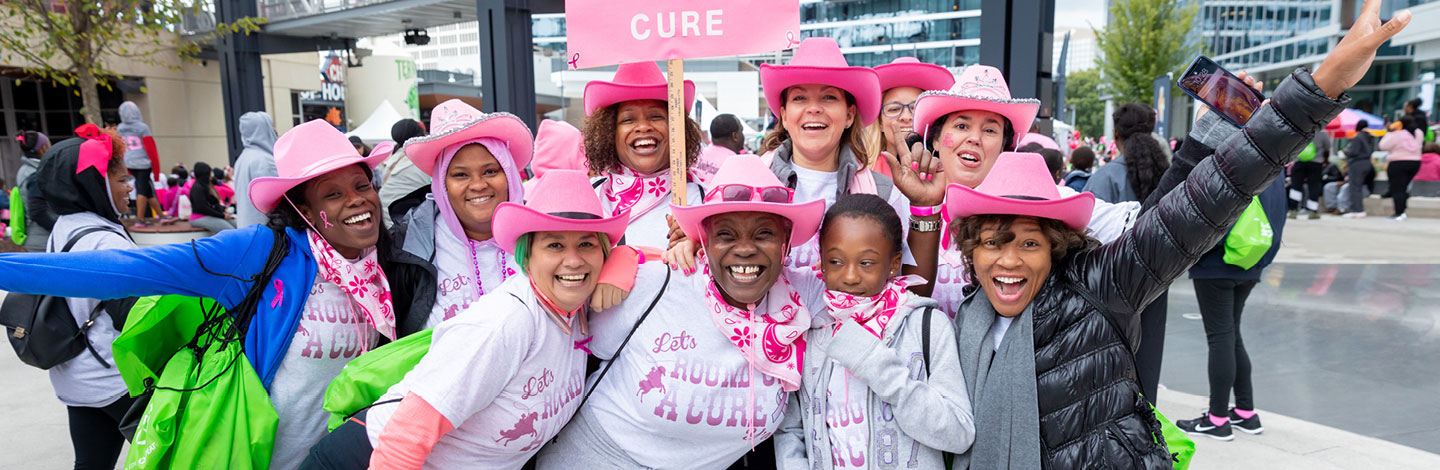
top-left (1387, 160), bottom-right (1422, 216)
top-left (1193, 278), bottom-right (1258, 417)
top-left (67, 395), bottom-right (137, 470)
top-left (1135, 292), bottom-right (1167, 405)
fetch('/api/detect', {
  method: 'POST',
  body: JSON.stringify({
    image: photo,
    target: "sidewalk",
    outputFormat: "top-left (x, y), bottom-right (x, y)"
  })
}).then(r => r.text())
top-left (1156, 389), bottom-right (1440, 469)
top-left (1270, 212), bottom-right (1440, 264)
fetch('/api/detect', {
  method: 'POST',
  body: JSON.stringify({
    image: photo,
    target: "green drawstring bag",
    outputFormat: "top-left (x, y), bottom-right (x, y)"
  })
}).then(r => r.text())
top-left (10, 188), bottom-right (26, 246)
top-left (323, 327), bottom-right (434, 431)
top-left (1152, 406), bottom-right (1195, 470)
top-left (113, 296), bottom-right (212, 395)
top-left (1296, 142), bottom-right (1317, 162)
top-left (1223, 196), bottom-right (1273, 270)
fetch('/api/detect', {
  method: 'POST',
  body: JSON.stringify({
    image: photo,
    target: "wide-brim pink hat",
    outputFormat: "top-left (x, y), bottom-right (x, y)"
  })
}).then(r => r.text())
top-left (944, 152), bottom-right (1094, 230)
top-left (583, 62), bottom-right (697, 116)
top-left (671, 155), bottom-right (824, 247)
top-left (250, 119), bottom-right (388, 214)
top-left (1018, 132), bottom-right (1060, 150)
top-left (874, 57), bottom-right (955, 94)
top-left (404, 100), bottom-right (534, 176)
top-left (492, 169), bottom-right (629, 253)
top-left (914, 65), bottom-right (1040, 146)
top-left (760, 37), bottom-right (881, 126)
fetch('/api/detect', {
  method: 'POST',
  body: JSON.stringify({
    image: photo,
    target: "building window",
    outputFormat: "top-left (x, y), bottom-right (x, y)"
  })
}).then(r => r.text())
top-left (442, 48), bottom-right (459, 57)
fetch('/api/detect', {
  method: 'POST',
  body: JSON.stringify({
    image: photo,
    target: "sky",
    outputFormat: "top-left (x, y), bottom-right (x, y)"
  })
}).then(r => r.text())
top-left (1055, 0), bottom-right (1109, 31)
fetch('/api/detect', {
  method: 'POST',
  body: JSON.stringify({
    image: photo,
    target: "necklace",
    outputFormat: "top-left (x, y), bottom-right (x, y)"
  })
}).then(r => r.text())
top-left (468, 238), bottom-right (510, 298)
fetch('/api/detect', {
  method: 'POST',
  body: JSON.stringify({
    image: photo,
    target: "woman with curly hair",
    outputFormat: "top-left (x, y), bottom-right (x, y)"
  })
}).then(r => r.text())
top-left (581, 61), bottom-right (704, 249)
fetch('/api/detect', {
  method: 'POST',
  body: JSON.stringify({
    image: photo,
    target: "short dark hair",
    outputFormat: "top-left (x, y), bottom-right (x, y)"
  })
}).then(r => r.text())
top-left (1355, 120), bottom-right (1369, 131)
top-left (1038, 148), bottom-right (1065, 182)
top-left (924, 111), bottom-right (1017, 153)
top-left (710, 114), bottom-right (742, 141)
top-left (391, 119), bottom-right (427, 147)
top-left (951, 214), bottom-right (1097, 285)
top-left (1070, 146), bottom-right (1096, 172)
top-left (1407, 98), bottom-right (1423, 110)
top-left (820, 193), bottom-right (903, 257)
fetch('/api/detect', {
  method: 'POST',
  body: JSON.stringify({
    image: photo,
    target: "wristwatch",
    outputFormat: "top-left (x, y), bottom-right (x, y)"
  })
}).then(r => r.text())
top-left (909, 217), bottom-right (941, 233)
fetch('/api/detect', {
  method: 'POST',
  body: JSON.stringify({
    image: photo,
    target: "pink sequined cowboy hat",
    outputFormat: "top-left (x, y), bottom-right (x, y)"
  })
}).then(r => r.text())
top-left (249, 119), bottom-right (388, 213)
top-left (760, 37), bottom-right (882, 126)
top-left (583, 62), bottom-right (697, 116)
top-left (403, 99), bottom-right (534, 176)
top-left (671, 155), bottom-right (825, 247)
top-left (523, 119), bottom-right (588, 194)
top-left (874, 57), bottom-right (955, 94)
top-left (944, 152), bottom-right (1094, 230)
top-left (492, 169), bottom-right (630, 252)
top-left (914, 65), bottom-right (1041, 146)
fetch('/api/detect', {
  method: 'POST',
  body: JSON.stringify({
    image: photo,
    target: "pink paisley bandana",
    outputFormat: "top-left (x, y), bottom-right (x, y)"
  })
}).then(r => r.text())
top-left (825, 274), bottom-right (927, 339)
top-left (700, 255), bottom-right (810, 392)
top-left (306, 230), bottom-right (396, 340)
top-left (602, 166), bottom-right (669, 222)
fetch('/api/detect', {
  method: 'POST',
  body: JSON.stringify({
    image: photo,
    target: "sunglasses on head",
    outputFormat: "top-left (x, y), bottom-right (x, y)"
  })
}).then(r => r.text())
top-left (705, 184), bottom-right (794, 204)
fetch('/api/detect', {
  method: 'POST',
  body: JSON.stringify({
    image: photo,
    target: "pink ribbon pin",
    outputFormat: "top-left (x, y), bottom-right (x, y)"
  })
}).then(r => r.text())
top-left (785, 31), bottom-right (801, 48)
top-left (573, 336), bottom-right (593, 355)
top-left (270, 279), bottom-right (284, 308)
top-left (568, 52), bottom-right (580, 70)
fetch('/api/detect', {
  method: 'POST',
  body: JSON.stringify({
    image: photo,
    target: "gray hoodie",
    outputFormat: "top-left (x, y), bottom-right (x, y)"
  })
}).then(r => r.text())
top-left (116, 102), bottom-right (153, 170)
top-left (233, 112), bottom-right (279, 227)
top-left (774, 294), bottom-right (975, 470)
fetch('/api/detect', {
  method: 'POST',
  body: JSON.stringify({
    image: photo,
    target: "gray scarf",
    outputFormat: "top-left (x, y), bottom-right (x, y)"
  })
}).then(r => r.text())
top-left (953, 290), bottom-right (1043, 469)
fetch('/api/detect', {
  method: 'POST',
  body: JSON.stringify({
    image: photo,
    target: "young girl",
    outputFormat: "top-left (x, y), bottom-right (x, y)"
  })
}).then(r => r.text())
top-left (774, 193), bottom-right (973, 470)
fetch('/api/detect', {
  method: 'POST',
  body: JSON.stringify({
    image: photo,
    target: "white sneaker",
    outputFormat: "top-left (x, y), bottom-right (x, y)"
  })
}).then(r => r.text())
top-left (1388, 214), bottom-right (1408, 221)
top-left (1342, 212), bottom-right (1368, 219)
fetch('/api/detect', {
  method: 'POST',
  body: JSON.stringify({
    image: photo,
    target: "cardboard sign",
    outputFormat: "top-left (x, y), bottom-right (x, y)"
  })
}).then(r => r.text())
top-left (565, 0), bottom-right (801, 69)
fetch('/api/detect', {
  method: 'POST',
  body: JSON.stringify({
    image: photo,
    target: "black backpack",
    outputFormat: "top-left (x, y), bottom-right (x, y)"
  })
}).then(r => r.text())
top-left (0, 226), bottom-right (135, 369)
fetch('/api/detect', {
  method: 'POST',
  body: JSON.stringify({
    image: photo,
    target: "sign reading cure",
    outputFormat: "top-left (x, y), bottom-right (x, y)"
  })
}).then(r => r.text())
top-left (564, 0), bottom-right (801, 69)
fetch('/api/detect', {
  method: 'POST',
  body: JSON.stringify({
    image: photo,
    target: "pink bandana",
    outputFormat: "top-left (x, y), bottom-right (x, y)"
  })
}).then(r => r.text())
top-left (824, 274), bottom-right (926, 339)
top-left (602, 166), bottom-right (670, 222)
top-left (306, 230), bottom-right (396, 340)
top-left (700, 255), bottom-right (809, 392)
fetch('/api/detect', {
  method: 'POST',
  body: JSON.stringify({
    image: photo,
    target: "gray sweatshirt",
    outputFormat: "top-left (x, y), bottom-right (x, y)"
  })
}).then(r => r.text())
top-left (774, 294), bottom-right (975, 470)
top-left (234, 112), bottom-right (279, 227)
top-left (117, 102), bottom-right (154, 170)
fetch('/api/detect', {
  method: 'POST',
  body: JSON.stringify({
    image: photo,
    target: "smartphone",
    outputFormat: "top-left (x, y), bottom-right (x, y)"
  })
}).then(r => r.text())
top-left (1177, 55), bottom-right (1267, 127)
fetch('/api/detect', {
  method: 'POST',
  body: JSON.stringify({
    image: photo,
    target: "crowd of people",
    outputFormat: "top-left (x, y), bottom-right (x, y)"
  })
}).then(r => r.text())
top-left (0, 1), bottom-right (1413, 469)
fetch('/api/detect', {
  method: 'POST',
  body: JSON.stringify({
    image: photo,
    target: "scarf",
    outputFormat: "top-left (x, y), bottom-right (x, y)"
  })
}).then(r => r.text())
top-left (824, 274), bottom-right (926, 339)
top-left (953, 290), bottom-right (1042, 469)
top-left (699, 255), bottom-right (810, 392)
top-left (307, 230), bottom-right (397, 340)
top-left (530, 278), bottom-right (589, 338)
top-left (430, 137), bottom-right (524, 298)
top-left (602, 165), bottom-right (669, 222)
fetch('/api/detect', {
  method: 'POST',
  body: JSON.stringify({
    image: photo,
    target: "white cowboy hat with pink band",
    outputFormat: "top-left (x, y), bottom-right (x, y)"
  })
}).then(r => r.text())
top-left (250, 120), bottom-right (389, 214)
top-left (760, 37), bottom-right (881, 126)
top-left (945, 152), bottom-right (1094, 230)
top-left (583, 62), bottom-right (697, 116)
top-left (671, 155), bottom-right (825, 247)
top-left (874, 57), bottom-right (956, 93)
top-left (913, 65), bottom-right (1041, 146)
top-left (402, 99), bottom-right (534, 176)
top-left (492, 169), bottom-right (630, 253)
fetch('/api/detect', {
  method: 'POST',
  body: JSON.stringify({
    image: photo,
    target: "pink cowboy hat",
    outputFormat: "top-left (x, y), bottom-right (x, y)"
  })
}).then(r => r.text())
top-left (944, 152), bottom-right (1094, 230)
top-left (874, 57), bottom-right (955, 94)
top-left (403, 99), bottom-right (534, 177)
top-left (760, 37), bottom-right (881, 126)
top-left (249, 119), bottom-right (388, 213)
top-left (671, 155), bottom-right (825, 247)
top-left (583, 62), bottom-right (697, 116)
top-left (492, 169), bottom-right (629, 253)
top-left (914, 65), bottom-right (1040, 146)
top-left (524, 120), bottom-right (588, 193)
top-left (1018, 132), bottom-right (1060, 150)
top-left (367, 141), bottom-right (396, 166)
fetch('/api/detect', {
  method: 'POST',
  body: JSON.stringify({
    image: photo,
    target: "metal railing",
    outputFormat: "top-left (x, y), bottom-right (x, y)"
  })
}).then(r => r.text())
top-left (258, 0), bottom-right (397, 23)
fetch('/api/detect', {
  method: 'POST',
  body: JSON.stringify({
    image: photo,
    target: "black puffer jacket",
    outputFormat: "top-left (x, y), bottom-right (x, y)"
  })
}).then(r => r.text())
top-left (1033, 69), bottom-right (1346, 469)
top-left (381, 199), bottom-right (441, 338)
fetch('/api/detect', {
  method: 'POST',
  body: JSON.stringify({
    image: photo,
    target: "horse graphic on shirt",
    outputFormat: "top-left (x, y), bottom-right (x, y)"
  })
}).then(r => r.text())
top-left (637, 365), bottom-right (667, 400)
top-left (495, 411), bottom-right (540, 449)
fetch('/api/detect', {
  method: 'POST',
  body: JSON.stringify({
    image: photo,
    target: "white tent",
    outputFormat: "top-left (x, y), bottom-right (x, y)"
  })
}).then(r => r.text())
top-left (347, 100), bottom-right (406, 145)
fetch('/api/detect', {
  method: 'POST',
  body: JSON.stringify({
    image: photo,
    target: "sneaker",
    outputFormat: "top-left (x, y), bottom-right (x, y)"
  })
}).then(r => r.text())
top-left (1287, 210), bottom-right (1298, 220)
top-left (1342, 212), bottom-right (1368, 219)
top-left (1308, 211), bottom-right (1321, 220)
top-left (1388, 214), bottom-right (1408, 222)
top-left (1176, 413), bottom-right (1234, 441)
top-left (132, 221), bottom-right (151, 228)
top-left (1228, 409), bottom-right (1264, 434)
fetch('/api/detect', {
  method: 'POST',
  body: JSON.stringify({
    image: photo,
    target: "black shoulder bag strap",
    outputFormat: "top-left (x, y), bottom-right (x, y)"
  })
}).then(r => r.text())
top-left (62, 226), bottom-right (124, 368)
top-left (576, 267), bottom-right (670, 411)
top-left (921, 306), bottom-right (933, 378)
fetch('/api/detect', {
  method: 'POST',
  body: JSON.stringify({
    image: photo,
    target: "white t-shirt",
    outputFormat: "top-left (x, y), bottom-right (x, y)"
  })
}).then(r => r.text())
top-left (267, 272), bottom-right (379, 470)
top-left (366, 275), bottom-right (589, 470)
top-left (576, 263), bottom-right (826, 469)
top-left (930, 195), bottom-right (1140, 315)
top-left (989, 316), bottom-right (1014, 351)
top-left (426, 214), bottom-right (514, 328)
top-left (824, 366), bottom-right (871, 467)
top-left (47, 213), bottom-right (133, 408)
top-left (594, 179), bottom-right (704, 250)
top-left (785, 164), bottom-right (914, 271)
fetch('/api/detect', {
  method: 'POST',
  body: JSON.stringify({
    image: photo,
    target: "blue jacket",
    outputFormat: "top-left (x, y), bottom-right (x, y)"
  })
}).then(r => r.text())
top-left (1188, 176), bottom-right (1288, 281)
top-left (0, 224), bottom-right (316, 388)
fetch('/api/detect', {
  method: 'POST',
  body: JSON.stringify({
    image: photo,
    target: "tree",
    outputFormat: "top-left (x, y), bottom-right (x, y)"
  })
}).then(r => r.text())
top-left (0, 0), bottom-right (264, 125)
top-left (1066, 68), bottom-right (1105, 138)
top-left (1094, 0), bottom-right (1200, 106)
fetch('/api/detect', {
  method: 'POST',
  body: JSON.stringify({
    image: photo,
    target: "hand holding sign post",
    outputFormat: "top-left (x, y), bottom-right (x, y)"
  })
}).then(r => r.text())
top-left (566, 0), bottom-right (801, 205)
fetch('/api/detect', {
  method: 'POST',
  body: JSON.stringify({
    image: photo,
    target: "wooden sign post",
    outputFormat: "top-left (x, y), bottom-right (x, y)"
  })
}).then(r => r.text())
top-left (667, 59), bottom-right (688, 205)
